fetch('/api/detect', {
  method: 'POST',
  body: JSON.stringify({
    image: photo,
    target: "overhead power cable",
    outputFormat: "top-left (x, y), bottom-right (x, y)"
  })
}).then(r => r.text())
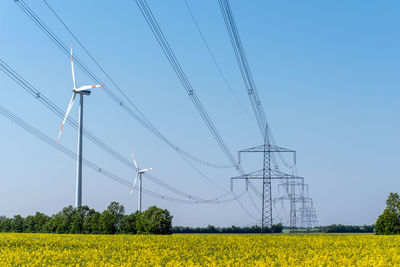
top-left (219, 1), bottom-right (318, 225)
top-left (182, 0), bottom-right (252, 119)
top-left (182, 0), bottom-right (284, 214)
top-left (218, 0), bottom-right (267, 140)
top-left (133, 0), bottom-right (265, 218)
top-left (14, 0), bottom-right (242, 200)
top-left (16, 0), bottom-right (231, 171)
top-left (0, 58), bottom-right (232, 204)
top-left (0, 103), bottom-right (249, 206)
top-left (133, 0), bottom-right (261, 197)
top-left (218, 0), bottom-right (294, 169)
top-left (15, 0), bottom-right (260, 220)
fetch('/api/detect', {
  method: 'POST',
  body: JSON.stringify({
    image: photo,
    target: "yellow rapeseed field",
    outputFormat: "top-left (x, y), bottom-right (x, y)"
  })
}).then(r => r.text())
top-left (0, 233), bottom-right (399, 266)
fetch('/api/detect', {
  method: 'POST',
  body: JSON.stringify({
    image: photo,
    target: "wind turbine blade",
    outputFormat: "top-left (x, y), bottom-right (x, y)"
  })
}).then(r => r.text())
top-left (57, 92), bottom-right (76, 143)
top-left (76, 85), bottom-right (104, 91)
top-left (130, 173), bottom-right (139, 195)
top-left (71, 44), bottom-right (76, 89)
top-left (139, 168), bottom-right (152, 173)
top-left (131, 153), bottom-right (138, 170)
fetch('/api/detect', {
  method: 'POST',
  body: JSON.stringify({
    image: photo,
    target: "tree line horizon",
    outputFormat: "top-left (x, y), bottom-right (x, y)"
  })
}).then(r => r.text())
top-left (0, 202), bottom-right (172, 235)
top-left (1, 192), bottom-right (398, 235)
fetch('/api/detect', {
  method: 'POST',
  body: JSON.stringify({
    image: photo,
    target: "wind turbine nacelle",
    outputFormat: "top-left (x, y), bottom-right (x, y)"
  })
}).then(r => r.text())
top-left (74, 89), bottom-right (91, 95)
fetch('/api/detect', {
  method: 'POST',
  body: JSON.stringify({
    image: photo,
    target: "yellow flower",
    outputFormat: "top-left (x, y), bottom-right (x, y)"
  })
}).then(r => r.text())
top-left (0, 233), bottom-right (399, 266)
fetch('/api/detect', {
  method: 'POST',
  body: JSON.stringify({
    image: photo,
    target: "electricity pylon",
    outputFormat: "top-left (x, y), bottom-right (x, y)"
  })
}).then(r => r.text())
top-left (232, 135), bottom-right (298, 233)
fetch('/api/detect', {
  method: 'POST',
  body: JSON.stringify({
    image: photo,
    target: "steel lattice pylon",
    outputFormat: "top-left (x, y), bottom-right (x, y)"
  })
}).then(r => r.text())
top-left (262, 141), bottom-right (273, 230)
top-left (232, 134), bottom-right (299, 233)
top-left (289, 181), bottom-right (296, 230)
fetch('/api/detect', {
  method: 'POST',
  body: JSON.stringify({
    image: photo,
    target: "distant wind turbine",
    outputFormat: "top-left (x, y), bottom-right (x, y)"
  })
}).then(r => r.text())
top-left (131, 153), bottom-right (152, 212)
top-left (57, 44), bottom-right (104, 208)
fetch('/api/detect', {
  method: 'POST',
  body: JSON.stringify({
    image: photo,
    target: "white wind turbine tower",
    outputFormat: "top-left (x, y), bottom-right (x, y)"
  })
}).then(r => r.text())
top-left (130, 153), bottom-right (152, 212)
top-left (57, 44), bottom-right (104, 208)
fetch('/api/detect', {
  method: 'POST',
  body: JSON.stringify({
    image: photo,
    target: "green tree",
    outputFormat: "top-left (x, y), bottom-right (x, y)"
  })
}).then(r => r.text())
top-left (108, 202), bottom-right (125, 229)
top-left (386, 193), bottom-right (400, 213)
top-left (41, 218), bottom-right (55, 233)
top-left (24, 212), bottom-right (51, 233)
top-left (33, 212), bottom-right (50, 233)
top-left (100, 202), bottom-right (125, 234)
top-left (10, 215), bottom-right (25, 233)
top-left (70, 212), bottom-right (84, 234)
top-left (0, 216), bottom-right (12, 232)
top-left (58, 205), bottom-right (74, 233)
top-left (119, 212), bottom-right (139, 234)
top-left (271, 223), bottom-right (283, 233)
top-left (375, 193), bottom-right (400, 235)
top-left (136, 206), bottom-right (172, 235)
top-left (0, 202), bottom-right (174, 235)
top-left (69, 206), bottom-right (93, 234)
top-left (54, 212), bottom-right (67, 234)
top-left (23, 215), bottom-right (36, 233)
top-left (100, 210), bottom-right (115, 234)
top-left (90, 212), bottom-right (101, 234)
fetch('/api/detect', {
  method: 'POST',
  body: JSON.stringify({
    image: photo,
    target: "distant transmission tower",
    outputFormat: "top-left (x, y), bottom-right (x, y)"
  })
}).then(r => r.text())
top-left (218, 0), bottom-right (318, 231)
top-left (231, 128), bottom-right (300, 233)
top-left (276, 180), bottom-right (308, 231)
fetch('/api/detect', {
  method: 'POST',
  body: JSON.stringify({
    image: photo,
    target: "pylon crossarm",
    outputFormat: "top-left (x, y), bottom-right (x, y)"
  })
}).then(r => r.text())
top-left (239, 145), bottom-right (295, 154)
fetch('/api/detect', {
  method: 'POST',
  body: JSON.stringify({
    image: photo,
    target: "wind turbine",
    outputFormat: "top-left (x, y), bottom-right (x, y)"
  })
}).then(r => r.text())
top-left (57, 44), bottom-right (104, 208)
top-left (130, 153), bottom-right (152, 212)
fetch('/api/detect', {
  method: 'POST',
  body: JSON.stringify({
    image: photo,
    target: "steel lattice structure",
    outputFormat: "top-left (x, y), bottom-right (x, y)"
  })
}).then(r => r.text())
top-left (232, 136), bottom-right (299, 232)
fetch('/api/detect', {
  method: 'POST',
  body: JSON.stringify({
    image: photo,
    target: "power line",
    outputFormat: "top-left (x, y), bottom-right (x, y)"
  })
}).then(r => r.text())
top-left (0, 103), bottom-right (249, 206)
top-left (133, 0), bottom-right (262, 199)
top-left (133, 0), bottom-right (263, 218)
top-left (13, 0), bottom-right (243, 201)
top-left (182, 4), bottom-right (295, 217)
top-left (218, 0), bottom-right (295, 170)
top-left (15, 0), bottom-right (260, 221)
top-left (29, 0), bottom-right (261, 207)
top-left (133, 0), bottom-right (264, 218)
top-left (0, 58), bottom-right (233, 204)
top-left (218, 0), bottom-right (267, 139)
top-left (16, 0), bottom-right (231, 170)
top-left (134, 0), bottom-right (238, 169)
top-left (218, 0), bottom-right (318, 229)
top-left (182, 0), bottom-right (253, 119)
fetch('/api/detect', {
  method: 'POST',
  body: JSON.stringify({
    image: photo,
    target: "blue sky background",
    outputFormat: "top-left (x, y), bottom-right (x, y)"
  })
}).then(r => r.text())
top-left (0, 0), bottom-right (399, 227)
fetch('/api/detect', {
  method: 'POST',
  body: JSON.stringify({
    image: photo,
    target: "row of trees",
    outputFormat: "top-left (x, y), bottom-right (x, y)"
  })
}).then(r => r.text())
top-left (375, 192), bottom-right (400, 235)
top-left (0, 202), bottom-right (172, 235)
top-left (172, 223), bottom-right (283, 234)
top-left (320, 224), bottom-right (374, 233)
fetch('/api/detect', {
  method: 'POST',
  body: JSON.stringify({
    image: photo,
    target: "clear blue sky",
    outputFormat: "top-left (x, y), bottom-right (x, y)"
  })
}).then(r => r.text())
top-left (0, 0), bottom-right (399, 227)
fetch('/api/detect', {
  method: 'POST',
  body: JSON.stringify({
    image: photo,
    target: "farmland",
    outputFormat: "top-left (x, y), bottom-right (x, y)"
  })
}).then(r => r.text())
top-left (0, 233), bottom-right (399, 266)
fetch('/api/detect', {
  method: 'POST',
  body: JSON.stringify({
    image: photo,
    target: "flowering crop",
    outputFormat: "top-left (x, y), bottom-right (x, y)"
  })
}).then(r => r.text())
top-left (0, 233), bottom-right (399, 266)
